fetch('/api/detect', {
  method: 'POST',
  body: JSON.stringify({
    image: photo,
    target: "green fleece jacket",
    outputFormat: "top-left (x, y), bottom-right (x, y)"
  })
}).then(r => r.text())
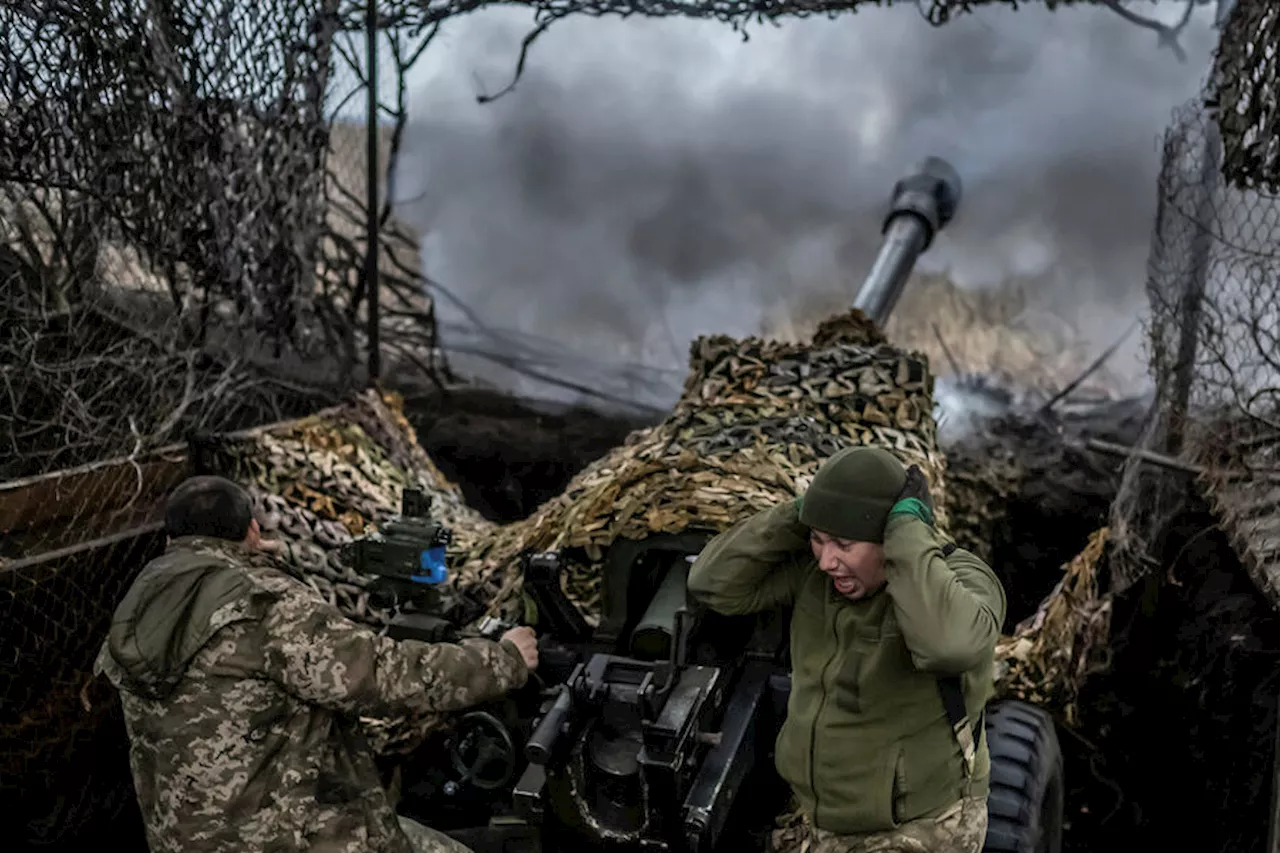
top-left (686, 500), bottom-right (1006, 834)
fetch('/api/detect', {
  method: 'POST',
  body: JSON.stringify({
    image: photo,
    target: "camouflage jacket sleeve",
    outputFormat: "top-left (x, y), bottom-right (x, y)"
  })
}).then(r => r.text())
top-left (687, 500), bottom-right (810, 615)
top-left (881, 514), bottom-right (1007, 675)
top-left (252, 575), bottom-right (529, 719)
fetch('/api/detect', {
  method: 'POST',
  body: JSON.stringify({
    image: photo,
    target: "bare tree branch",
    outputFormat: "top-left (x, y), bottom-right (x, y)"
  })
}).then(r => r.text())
top-left (1097, 0), bottom-right (1197, 62)
top-left (474, 15), bottom-right (562, 104)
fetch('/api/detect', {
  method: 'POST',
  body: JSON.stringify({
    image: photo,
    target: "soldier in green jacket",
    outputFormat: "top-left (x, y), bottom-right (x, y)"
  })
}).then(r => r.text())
top-left (687, 447), bottom-right (1007, 853)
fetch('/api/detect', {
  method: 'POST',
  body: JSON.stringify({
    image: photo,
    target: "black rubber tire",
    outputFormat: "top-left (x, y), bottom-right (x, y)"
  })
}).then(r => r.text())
top-left (982, 700), bottom-right (1064, 853)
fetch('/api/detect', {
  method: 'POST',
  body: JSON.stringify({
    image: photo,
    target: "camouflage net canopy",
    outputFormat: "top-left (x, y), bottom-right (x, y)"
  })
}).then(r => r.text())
top-left (0, 0), bottom-right (440, 494)
top-left (198, 312), bottom-right (938, 622)
top-left (1214, 0), bottom-right (1280, 192)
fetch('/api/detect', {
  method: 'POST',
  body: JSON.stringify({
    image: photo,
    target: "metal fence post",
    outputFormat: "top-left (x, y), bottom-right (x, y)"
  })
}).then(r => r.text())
top-left (1165, 117), bottom-right (1220, 457)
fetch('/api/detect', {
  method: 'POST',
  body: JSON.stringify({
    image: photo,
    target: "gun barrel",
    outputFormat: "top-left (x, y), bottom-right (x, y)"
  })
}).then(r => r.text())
top-left (852, 156), bottom-right (962, 328)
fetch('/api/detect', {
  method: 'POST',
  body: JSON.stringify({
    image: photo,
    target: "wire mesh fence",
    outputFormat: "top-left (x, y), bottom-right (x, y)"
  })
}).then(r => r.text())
top-left (0, 2), bottom-right (443, 848)
top-left (1110, 80), bottom-right (1280, 598)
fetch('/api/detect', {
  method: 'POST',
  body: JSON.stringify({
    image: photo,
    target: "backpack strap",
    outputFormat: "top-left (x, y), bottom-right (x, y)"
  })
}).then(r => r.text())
top-left (936, 675), bottom-right (982, 782)
top-left (934, 541), bottom-right (983, 788)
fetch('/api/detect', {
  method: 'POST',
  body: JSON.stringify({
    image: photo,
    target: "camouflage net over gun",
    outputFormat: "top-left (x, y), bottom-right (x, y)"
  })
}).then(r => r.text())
top-left (205, 324), bottom-right (1110, 728)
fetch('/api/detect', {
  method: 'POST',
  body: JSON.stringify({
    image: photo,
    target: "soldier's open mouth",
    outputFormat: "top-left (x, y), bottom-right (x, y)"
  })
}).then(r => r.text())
top-left (832, 576), bottom-right (859, 596)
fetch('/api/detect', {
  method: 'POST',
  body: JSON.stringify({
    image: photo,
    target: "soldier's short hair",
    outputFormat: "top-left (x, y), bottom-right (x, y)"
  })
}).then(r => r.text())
top-left (164, 475), bottom-right (255, 541)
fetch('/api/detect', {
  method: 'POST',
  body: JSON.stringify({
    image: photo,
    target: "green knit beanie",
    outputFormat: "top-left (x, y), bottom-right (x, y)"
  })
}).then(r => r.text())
top-left (798, 446), bottom-right (907, 543)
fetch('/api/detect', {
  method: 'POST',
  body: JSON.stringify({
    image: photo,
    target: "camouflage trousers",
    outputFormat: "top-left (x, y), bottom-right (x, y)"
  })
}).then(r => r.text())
top-left (772, 796), bottom-right (988, 853)
top-left (398, 815), bottom-right (475, 853)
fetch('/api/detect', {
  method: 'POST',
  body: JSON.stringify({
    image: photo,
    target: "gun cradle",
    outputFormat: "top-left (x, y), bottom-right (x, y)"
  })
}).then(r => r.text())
top-left (512, 649), bottom-right (774, 853)
top-left (392, 544), bottom-right (791, 853)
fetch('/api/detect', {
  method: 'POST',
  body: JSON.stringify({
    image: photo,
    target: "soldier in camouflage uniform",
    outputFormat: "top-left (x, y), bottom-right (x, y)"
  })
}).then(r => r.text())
top-left (95, 475), bottom-right (538, 853)
top-left (688, 448), bottom-right (1006, 853)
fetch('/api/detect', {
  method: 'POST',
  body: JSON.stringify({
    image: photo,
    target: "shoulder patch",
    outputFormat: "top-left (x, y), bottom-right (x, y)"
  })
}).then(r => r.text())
top-left (941, 542), bottom-right (957, 557)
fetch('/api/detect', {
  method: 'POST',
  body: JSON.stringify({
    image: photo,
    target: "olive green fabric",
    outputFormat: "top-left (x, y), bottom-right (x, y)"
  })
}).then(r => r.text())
top-left (106, 535), bottom-right (266, 701)
top-left (687, 501), bottom-right (1006, 835)
top-left (798, 447), bottom-right (907, 543)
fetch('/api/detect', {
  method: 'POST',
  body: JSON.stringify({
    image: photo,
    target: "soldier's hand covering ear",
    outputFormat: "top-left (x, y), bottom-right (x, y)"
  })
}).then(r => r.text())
top-left (888, 464), bottom-right (934, 528)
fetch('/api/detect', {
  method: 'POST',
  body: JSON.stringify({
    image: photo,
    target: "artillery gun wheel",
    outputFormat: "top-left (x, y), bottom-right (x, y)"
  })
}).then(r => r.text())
top-left (982, 700), bottom-right (1064, 853)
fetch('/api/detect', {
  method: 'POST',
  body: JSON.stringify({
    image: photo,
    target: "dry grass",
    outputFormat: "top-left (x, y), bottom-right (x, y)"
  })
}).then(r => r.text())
top-left (761, 272), bottom-right (1131, 398)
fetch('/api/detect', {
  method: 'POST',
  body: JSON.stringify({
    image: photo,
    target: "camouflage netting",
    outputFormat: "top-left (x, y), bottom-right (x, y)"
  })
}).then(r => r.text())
top-left (1182, 414), bottom-right (1280, 609)
top-left (994, 527), bottom-right (1112, 727)
top-left (364, 0), bottom-right (1096, 39)
top-left (191, 388), bottom-right (498, 628)
top-left (0, 0), bottom-right (442, 498)
top-left (0, 0), bottom-right (337, 486)
top-left (943, 427), bottom-right (1024, 565)
top-left (197, 314), bottom-right (1106, 711)
top-left (1214, 0), bottom-right (1280, 192)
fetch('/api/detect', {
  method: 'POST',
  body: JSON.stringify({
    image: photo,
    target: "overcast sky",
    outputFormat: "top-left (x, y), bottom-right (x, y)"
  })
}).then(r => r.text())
top-left (390, 2), bottom-right (1222, 410)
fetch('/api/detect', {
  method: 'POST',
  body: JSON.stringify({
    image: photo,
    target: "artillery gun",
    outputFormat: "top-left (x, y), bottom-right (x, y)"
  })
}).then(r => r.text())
top-left (385, 159), bottom-right (1065, 853)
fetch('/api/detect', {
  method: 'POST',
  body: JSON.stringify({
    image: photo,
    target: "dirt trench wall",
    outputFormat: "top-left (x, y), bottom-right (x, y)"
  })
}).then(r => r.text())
top-left (407, 387), bottom-right (651, 523)
top-left (1059, 503), bottom-right (1280, 853)
top-left (945, 394), bottom-right (1149, 628)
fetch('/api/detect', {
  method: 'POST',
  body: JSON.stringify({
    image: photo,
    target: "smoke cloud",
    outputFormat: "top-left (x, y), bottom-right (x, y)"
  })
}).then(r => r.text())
top-left (396, 3), bottom-right (1221, 412)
